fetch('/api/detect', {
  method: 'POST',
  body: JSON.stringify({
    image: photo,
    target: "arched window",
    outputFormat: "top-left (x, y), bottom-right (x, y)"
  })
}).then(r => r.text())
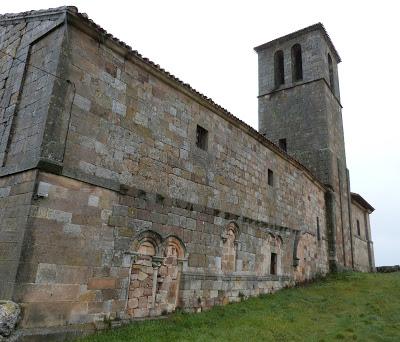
top-left (274, 50), bottom-right (285, 87)
top-left (328, 54), bottom-right (335, 91)
top-left (291, 44), bottom-right (303, 82)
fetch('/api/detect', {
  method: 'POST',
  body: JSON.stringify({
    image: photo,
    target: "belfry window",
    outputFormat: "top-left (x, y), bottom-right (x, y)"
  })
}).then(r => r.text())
top-left (328, 53), bottom-right (335, 91)
top-left (274, 50), bottom-right (285, 87)
top-left (291, 44), bottom-right (303, 82)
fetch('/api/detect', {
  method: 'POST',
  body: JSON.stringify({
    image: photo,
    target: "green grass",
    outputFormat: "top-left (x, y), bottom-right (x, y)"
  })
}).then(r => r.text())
top-left (77, 272), bottom-right (400, 342)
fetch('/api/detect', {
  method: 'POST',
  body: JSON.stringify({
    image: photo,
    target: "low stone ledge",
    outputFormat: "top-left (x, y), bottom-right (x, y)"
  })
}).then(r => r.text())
top-left (14, 315), bottom-right (169, 341)
top-left (181, 272), bottom-right (291, 282)
top-left (376, 265), bottom-right (400, 273)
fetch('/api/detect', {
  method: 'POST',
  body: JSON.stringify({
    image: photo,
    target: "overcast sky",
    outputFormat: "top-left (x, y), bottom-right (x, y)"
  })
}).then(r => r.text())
top-left (3, 1), bottom-right (399, 266)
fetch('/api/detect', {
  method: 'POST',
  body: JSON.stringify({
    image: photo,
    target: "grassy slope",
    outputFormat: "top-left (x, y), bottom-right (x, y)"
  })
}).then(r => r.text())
top-left (77, 272), bottom-right (400, 342)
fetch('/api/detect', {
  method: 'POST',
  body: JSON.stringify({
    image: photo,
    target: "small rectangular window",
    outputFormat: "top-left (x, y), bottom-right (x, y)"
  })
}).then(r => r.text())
top-left (317, 217), bottom-right (321, 241)
top-left (270, 253), bottom-right (277, 275)
top-left (268, 169), bottom-right (274, 186)
top-left (278, 138), bottom-right (287, 152)
top-left (356, 219), bottom-right (361, 236)
top-left (196, 125), bottom-right (208, 150)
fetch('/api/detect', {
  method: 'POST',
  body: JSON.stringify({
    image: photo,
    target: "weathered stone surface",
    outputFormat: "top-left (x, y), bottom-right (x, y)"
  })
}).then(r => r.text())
top-left (0, 6), bottom-right (375, 339)
top-left (255, 25), bottom-right (373, 273)
top-left (0, 301), bottom-right (20, 337)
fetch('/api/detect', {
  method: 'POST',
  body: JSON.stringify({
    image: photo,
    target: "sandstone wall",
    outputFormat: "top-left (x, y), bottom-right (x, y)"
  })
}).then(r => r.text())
top-left (0, 170), bottom-right (36, 299)
top-left (0, 12), bottom-right (67, 174)
top-left (62, 24), bottom-right (327, 233)
top-left (15, 172), bottom-right (120, 328)
top-left (1, 12), bottom-right (332, 331)
top-left (13, 170), bottom-right (328, 328)
top-left (351, 201), bottom-right (373, 272)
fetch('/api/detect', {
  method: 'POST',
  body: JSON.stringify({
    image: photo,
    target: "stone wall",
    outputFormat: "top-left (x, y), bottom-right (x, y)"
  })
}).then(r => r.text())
top-left (0, 8), bottom-right (374, 336)
top-left (11, 170), bottom-right (327, 329)
top-left (256, 29), bottom-right (340, 99)
top-left (0, 11), bottom-right (66, 174)
top-left (256, 26), bottom-right (354, 270)
top-left (376, 265), bottom-right (400, 273)
top-left (4, 18), bottom-right (332, 325)
top-left (351, 201), bottom-right (374, 272)
top-left (0, 170), bottom-right (36, 299)
top-left (61, 24), bottom-right (327, 232)
top-left (13, 171), bottom-right (119, 328)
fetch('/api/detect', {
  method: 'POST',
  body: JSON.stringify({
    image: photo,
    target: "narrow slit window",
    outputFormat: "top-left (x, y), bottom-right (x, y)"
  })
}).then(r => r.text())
top-left (328, 53), bottom-right (335, 91)
top-left (317, 217), bottom-right (321, 241)
top-left (291, 44), bottom-right (303, 82)
top-left (196, 125), bottom-right (208, 150)
top-left (268, 169), bottom-right (274, 186)
top-left (356, 219), bottom-right (361, 236)
top-left (270, 252), bottom-right (277, 275)
top-left (278, 138), bottom-right (287, 152)
top-left (274, 50), bottom-right (285, 87)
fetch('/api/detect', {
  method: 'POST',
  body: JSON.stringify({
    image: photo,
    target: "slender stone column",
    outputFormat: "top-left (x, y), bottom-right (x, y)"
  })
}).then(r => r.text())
top-left (325, 188), bottom-right (338, 272)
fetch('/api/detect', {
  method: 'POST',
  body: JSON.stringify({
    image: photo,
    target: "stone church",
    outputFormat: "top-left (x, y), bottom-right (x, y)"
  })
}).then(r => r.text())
top-left (0, 6), bottom-right (375, 339)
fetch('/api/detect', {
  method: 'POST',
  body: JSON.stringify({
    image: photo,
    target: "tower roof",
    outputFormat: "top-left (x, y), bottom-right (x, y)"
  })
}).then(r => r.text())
top-left (254, 23), bottom-right (341, 63)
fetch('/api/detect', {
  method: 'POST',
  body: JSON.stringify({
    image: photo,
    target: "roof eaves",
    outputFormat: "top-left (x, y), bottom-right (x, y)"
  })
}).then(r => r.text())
top-left (351, 192), bottom-right (375, 213)
top-left (0, 6), bottom-right (76, 23)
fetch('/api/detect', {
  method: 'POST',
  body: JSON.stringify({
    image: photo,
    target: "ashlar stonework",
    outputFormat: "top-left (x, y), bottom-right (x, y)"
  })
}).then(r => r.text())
top-left (0, 6), bottom-right (375, 340)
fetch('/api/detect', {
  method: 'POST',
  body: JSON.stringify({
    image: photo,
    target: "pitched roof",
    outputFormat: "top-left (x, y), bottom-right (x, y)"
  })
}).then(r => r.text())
top-left (0, 6), bottom-right (69, 21)
top-left (351, 192), bottom-right (375, 213)
top-left (254, 22), bottom-right (341, 63)
top-left (0, 6), bottom-right (328, 191)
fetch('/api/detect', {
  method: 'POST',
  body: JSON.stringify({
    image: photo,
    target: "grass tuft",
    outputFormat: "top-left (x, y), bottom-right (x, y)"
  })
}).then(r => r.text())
top-left (76, 272), bottom-right (400, 342)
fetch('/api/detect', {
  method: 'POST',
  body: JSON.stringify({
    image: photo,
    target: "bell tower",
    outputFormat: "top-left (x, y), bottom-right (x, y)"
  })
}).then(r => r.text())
top-left (255, 23), bottom-right (354, 271)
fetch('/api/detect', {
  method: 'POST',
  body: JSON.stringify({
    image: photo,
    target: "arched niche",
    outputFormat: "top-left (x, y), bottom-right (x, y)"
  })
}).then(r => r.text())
top-left (221, 222), bottom-right (240, 273)
top-left (267, 233), bottom-right (284, 276)
top-left (276, 235), bottom-right (284, 247)
top-left (127, 230), bottom-right (187, 318)
top-left (138, 241), bottom-right (156, 256)
top-left (163, 235), bottom-right (186, 259)
top-left (131, 230), bottom-right (163, 257)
